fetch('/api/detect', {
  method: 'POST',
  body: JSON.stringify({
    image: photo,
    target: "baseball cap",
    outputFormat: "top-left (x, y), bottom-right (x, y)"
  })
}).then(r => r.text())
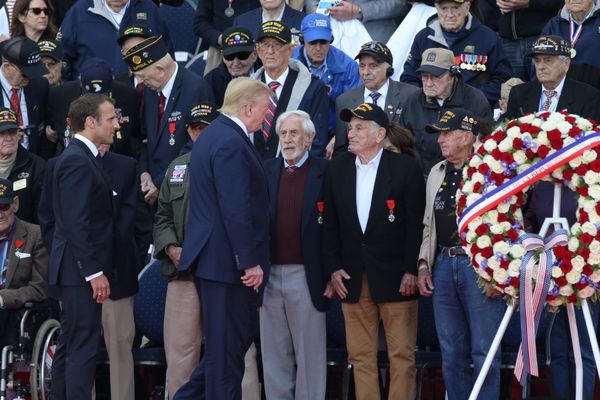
top-left (0, 178), bottom-right (15, 205)
top-left (355, 41), bottom-right (393, 65)
top-left (340, 103), bottom-right (389, 130)
top-left (1, 37), bottom-right (48, 78)
top-left (80, 58), bottom-right (113, 94)
top-left (425, 108), bottom-right (479, 134)
top-left (38, 39), bottom-right (63, 62)
top-left (222, 26), bottom-right (255, 56)
top-left (256, 21), bottom-right (292, 44)
top-left (122, 35), bottom-right (168, 72)
top-left (417, 48), bottom-right (455, 76)
top-left (526, 35), bottom-right (571, 57)
top-left (188, 103), bottom-right (219, 127)
top-left (118, 25), bottom-right (155, 47)
top-left (0, 108), bottom-right (19, 133)
top-left (300, 14), bottom-right (332, 43)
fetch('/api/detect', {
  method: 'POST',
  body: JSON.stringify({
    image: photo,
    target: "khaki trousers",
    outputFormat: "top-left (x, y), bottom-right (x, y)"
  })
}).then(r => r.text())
top-left (341, 276), bottom-right (418, 400)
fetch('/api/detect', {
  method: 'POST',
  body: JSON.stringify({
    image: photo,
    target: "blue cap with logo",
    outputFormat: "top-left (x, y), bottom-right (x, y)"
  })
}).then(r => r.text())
top-left (80, 58), bottom-right (114, 94)
top-left (300, 14), bottom-right (332, 43)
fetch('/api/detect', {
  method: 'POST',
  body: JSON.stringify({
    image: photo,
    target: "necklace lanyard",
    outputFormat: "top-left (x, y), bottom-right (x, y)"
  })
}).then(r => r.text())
top-left (569, 17), bottom-right (584, 48)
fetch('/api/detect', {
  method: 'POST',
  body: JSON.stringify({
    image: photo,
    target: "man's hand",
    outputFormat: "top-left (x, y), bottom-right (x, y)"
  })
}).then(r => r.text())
top-left (327, 1), bottom-right (361, 21)
top-left (399, 272), bottom-right (417, 297)
top-left (45, 125), bottom-right (58, 143)
top-left (484, 285), bottom-right (503, 299)
top-left (496, 0), bottom-right (529, 13)
top-left (90, 275), bottom-right (110, 303)
top-left (166, 244), bottom-right (182, 267)
top-left (323, 281), bottom-right (336, 299)
top-left (140, 172), bottom-right (159, 205)
top-left (242, 265), bottom-right (263, 291)
top-left (417, 269), bottom-right (434, 296)
top-left (331, 269), bottom-right (350, 299)
top-left (325, 136), bottom-right (335, 160)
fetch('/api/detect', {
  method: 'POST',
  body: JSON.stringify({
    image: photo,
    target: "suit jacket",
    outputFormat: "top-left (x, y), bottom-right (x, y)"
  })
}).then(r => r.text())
top-left (178, 115), bottom-right (270, 295)
top-left (264, 156), bottom-right (330, 312)
top-left (48, 139), bottom-right (114, 286)
top-left (333, 80), bottom-right (419, 155)
top-left (504, 77), bottom-right (600, 122)
top-left (140, 67), bottom-right (214, 188)
top-left (233, 5), bottom-right (304, 41)
top-left (322, 150), bottom-right (425, 303)
top-left (0, 218), bottom-right (48, 309)
top-left (0, 76), bottom-right (49, 156)
top-left (46, 80), bottom-right (142, 159)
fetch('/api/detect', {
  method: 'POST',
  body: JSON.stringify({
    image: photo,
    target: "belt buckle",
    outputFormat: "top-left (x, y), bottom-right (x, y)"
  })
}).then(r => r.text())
top-left (448, 247), bottom-right (457, 258)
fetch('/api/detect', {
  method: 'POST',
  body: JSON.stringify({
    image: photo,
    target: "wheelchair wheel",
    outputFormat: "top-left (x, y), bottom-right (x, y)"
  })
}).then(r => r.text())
top-left (30, 319), bottom-right (60, 400)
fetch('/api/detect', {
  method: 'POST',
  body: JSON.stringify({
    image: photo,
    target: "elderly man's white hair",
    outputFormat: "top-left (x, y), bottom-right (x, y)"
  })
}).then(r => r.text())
top-left (275, 110), bottom-right (316, 137)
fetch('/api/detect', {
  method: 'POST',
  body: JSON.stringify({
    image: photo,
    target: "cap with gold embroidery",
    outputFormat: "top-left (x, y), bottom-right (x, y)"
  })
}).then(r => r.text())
top-left (188, 103), bottom-right (220, 126)
top-left (257, 21), bottom-right (292, 44)
top-left (425, 108), bottom-right (479, 134)
top-left (122, 35), bottom-right (168, 72)
top-left (0, 178), bottom-right (15, 204)
top-left (526, 35), bottom-right (571, 58)
top-left (340, 103), bottom-right (389, 130)
top-left (355, 41), bottom-right (393, 66)
top-left (0, 108), bottom-right (19, 133)
top-left (117, 25), bottom-right (155, 47)
top-left (38, 39), bottom-right (63, 62)
top-left (222, 26), bottom-right (255, 56)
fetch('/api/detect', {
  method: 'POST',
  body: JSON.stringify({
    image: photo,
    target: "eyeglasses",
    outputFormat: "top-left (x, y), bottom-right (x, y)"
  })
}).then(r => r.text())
top-left (0, 203), bottom-right (12, 212)
top-left (223, 51), bottom-right (252, 61)
top-left (256, 41), bottom-right (286, 52)
top-left (307, 39), bottom-right (330, 46)
top-left (28, 7), bottom-right (50, 15)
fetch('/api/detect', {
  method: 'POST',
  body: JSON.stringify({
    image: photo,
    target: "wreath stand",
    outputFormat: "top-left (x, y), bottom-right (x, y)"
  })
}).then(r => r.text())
top-left (468, 184), bottom-right (600, 400)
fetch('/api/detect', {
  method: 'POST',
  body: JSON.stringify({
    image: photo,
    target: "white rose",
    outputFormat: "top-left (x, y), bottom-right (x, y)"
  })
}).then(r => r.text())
top-left (513, 151), bottom-right (527, 165)
top-left (517, 164), bottom-right (530, 174)
top-left (482, 155), bottom-right (495, 166)
top-left (483, 210), bottom-right (499, 223)
top-left (475, 253), bottom-right (485, 265)
top-left (493, 268), bottom-right (509, 284)
top-left (579, 286), bottom-right (596, 299)
top-left (490, 224), bottom-right (504, 235)
top-left (584, 171), bottom-right (599, 186)
top-left (547, 112), bottom-right (564, 122)
top-left (582, 150), bottom-right (597, 164)
top-left (537, 130), bottom-right (550, 145)
top-left (571, 256), bottom-right (585, 272)
top-left (466, 230), bottom-right (477, 243)
top-left (589, 185), bottom-right (600, 199)
top-left (551, 169), bottom-right (564, 181)
top-left (497, 202), bottom-right (511, 214)
top-left (582, 199), bottom-right (596, 213)
top-left (477, 235), bottom-right (492, 248)
top-left (479, 269), bottom-right (491, 281)
top-left (507, 126), bottom-right (521, 137)
top-left (556, 120), bottom-right (573, 134)
top-left (532, 118), bottom-right (543, 127)
top-left (581, 222), bottom-right (597, 236)
top-left (577, 119), bottom-right (593, 131)
top-left (509, 260), bottom-right (521, 276)
top-left (589, 253), bottom-right (600, 266)
top-left (552, 267), bottom-right (563, 278)
top-left (571, 223), bottom-right (582, 234)
top-left (498, 138), bottom-right (513, 152)
top-left (471, 172), bottom-right (484, 185)
top-left (487, 258), bottom-right (500, 270)
top-left (466, 193), bottom-right (482, 207)
top-left (469, 156), bottom-right (482, 168)
top-left (493, 241), bottom-right (510, 255)
top-left (559, 285), bottom-right (574, 296)
top-left (510, 244), bottom-right (525, 258)
top-left (500, 222), bottom-right (512, 231)
top-left (483, 140), bottom-right (497, 153)
top-left (589, 241), bottom-right (600, 255)
top-left (566, 270), bottom-right (581, 284)
top-left (519, 114), bottom-right (535, 124)
top-left (491, 160), bottom-right (504, 174)
top-left (569, 157), bottom-right (583, 168)
top-left (462, 181), bottom-right (474, 194)
top-left (563, 136), bottom-right (575, 147)
top-left (568, 237), bottom-right (580, 252)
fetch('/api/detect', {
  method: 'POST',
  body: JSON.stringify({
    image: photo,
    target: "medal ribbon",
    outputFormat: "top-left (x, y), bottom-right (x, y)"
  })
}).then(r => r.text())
top-left (569, 17), bottom-right (583, 48)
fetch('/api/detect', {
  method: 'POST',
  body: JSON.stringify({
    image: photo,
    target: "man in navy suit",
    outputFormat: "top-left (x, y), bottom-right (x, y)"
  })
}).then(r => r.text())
top-left (233, 0), bottom-right (304, 42)
top-left (262, 110), bottom-right (332, 399)
top-left (48, 93), bottom-right (119, 400)
top-left (0, 37), bottom-right (49, 156)
top-left (174, 77), bottom-right (272, 400)
top-left (122, 34), bottom-right (214, 206)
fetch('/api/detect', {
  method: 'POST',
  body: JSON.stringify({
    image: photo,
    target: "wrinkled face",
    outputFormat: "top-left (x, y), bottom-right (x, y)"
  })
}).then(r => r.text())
top-left (256, 38), bottom-right (292, 73)
top-left (533, 55), bottom-right (569, 88)
top-left (260, 0), bottom-right (283, 11)
top-left (0, 197), bottom-right (17, 236)
top-left (3, 63), bottom-right (30, 88)
top-left (0, 129), bottom-right (19, 157)
top-left (18, 0), bottom-right (49, 34)
top-left (565, 0), bottom-right (593, 14)
top-left (278, 115), bottom-right (314, 165)
top-left (421, 71), bottom-right (454, 99)
top-left (305, 39), bottom-right (330, 67)
top-left (42, 56), bottom-right (61, 86)
top-left (223, 50), bottom-right (257, 77)
top-left (437, 128), bottom-right (469, 160)
top-left (435, 1), bottom-right (470, 32)
top-left (347, 117), bottom-right (384, 157)
top-left (133, 63), bottom-right (164, 91)
top-left (243, 94), bottom-right (271, 133)
top-left (358, 55), bottom-right (388, 91)
top-left (92, 101), bottom-right (119, 145)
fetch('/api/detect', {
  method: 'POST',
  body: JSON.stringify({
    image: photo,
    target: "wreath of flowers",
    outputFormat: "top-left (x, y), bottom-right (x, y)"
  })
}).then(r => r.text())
top-left (456, 111), bottom-right (600, 307)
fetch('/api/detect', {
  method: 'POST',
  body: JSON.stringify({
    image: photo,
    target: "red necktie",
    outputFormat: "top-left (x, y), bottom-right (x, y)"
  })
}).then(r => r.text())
top-left (136, 82), bottom-right (145, 115)
top-left (157, 92), bottom-right (165, 130)
top-left (261, 81), bottom-right (281, 140)
top-left (10, 88), bottom-right (23, 126)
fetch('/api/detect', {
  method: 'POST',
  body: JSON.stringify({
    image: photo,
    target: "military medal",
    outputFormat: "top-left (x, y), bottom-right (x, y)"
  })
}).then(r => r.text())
top-left (386, 199), bottom-right (395, 222)
top-left (569, 17), bottom-right (583, 58)
top-left (317, 201), bottom-right (324, 225)
top-left (168, 122), bottom-right (176, 146)
top-left (225, 0), bottom-right (234, 16)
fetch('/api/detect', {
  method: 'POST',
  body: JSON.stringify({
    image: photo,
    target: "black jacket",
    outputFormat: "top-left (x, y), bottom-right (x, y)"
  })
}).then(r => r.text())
top-left (204, 62), bottom-right (232, 108)
top-left (9, 146), bottom-right (46, 224)
top-left (497, 0), bottom-right (562, 40)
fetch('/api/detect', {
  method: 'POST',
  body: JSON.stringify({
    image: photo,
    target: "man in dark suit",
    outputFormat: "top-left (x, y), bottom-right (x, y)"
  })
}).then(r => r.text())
top-left (261, 110), bottom-right (332, 399)
top-left (48, 93), bottom-right (118, 400)
top-left (174, 77), bottom-right (272, 400)
top-left (323, 103), bottom-right (425, 400)
top-left (252, 21), bottom-right (329, 159)
top-left (504, 35), bottom-right (600, 122)
top-left (122, 34), bottom-right (214, 206)
top-left (332, 41), bottom-right (418, 156)
top-left (45, 58), bottom-right (142, 159)
top-left (233, 0), bottom-right (304, 42)
top-left (0, 37), bottom-right (49, 156)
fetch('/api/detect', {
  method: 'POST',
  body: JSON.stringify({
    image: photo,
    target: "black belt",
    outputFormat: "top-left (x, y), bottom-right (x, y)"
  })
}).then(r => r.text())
top-left (438, 245), bottom-right (467, 257)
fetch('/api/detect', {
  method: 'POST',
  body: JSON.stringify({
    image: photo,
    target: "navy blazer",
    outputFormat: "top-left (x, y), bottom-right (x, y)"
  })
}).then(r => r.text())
top-left (264, 156), bottom-right (330, 312)
top-left (178, 115), bottom-right (270, 293)
top-left (140, 67), bottom-right (214, 188)
top-left (233, 5), bottom-right (305, 39)
top-left (1, 77), bottom-right (49, 156)
top-left (47, 139), bottom-right (114, 286)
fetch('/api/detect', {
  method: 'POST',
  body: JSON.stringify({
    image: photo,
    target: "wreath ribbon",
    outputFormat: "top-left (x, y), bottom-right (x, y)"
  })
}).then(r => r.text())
top-left (514, 230), bottom-right (568, 385)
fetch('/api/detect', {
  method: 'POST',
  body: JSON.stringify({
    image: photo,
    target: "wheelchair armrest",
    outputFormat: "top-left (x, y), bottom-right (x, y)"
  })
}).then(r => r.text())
top-left (23, 301), bottom-right (49, 311)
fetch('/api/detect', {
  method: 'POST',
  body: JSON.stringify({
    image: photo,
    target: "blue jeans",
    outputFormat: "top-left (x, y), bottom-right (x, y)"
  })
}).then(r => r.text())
top-left (548, 301), bottom-right (600, 399)
top-left (501, 37), bottom-right (537, 82)
top-left (432, 253), bottom-right (506, 400)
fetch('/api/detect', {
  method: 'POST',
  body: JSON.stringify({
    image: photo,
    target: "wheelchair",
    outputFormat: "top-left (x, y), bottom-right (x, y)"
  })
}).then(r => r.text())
top-left (0, 302), bottom-right (60, 400)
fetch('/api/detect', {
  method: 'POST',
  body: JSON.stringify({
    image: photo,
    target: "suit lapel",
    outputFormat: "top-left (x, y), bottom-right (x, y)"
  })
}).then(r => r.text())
top-left (364, 151), bottom-right (391, 236)
top-left (301, 157), bottom-right (323, 234)
top-left (5, 220), bottom-right (26, 287)
top-left (266, 159), bottom-right (283, 228)
top-left (384, 81), bottom-right (400, 121)
top-left (526, 81), bottom-right (542, 113)
top-left (340, 155), bottom-right (362, 236)
top-left (155, 69), bottom-right (183, 154)
top-left (557, 79), bottom-right (575, 112)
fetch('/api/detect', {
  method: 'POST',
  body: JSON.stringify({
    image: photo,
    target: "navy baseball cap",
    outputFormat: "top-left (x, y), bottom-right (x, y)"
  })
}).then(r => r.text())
top-left (80, 58), bottom-right (113, 94)
top-left (355, 41), bottom-right (393, 65)
top-left (188, 103), bottom-right (219, 126)
top-left (526, 35), bottom-right (571, 57)
top-left (425, 108), bottom-right (479, 134)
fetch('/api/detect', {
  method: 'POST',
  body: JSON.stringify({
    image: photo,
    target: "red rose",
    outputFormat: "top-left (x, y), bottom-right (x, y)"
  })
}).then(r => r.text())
top-left (583, 264), bottom-right (593, 276)
top-left (589, 118), bottom-right (598, 127)
top-left (565, 116), bottom-right (576, 124)
top-left (507, 229), bottom-right (519, 241)
top-left (477, 146), bottom-right (486, 156)
top-left (481, 247), bottom-right (494, 258)
top-left (478, 164), bottom-right (490, 175)
top-left (492, 234), bottom-right (504, 244)
top-left (575, 164), bottom-right (588, 176)
top-left (568, 294), bottom-right (577, 303)
top-left (473, 182), bottom-right (483, 192)
top-left (467, 167), bottom-right (476, 177)
top-left (537, 145), bottom-right (550, 158)
top-left (525, 149), bottom-right (536, 159)
top-left (580, 232), bottom-right (594, 245)
top-left (595, 203), bottom-right (600, 215)
top-left (563, 168), bottom-right (574, 180)
top-left (546, 295), bottom-right (556, 302)
top-left (547, 129), bottom-right (562, 141)
top-left (576, 281), bottom-right (588, 290)
top-left (475, 224), bottom-right (489, 235)
top-left (491, 148), bottom-right (502, 160)
top-left (501, 152), bottom-right (514, 164)
top-left (493, 130), bottom-right (507, 142)
top-left (510, 277), bottom-right (519, 288)
top-left (471, 243), bottom-right (481, 254)
top-left (560, 260), bottom-right (572, 274)
top-left (578, 186), bottom-right (589, 198)
top-left (576, 247), bottom-right (590, 259)
top-left (15, 240), bottom-right (24, 248)
top-left (550, 138), bottom-right (564, 150)
top-left (568, 127), bottom-right (582, 138)
top-left (555, 276), bottom-right (568, 287)
top-left (500, 259), bottom-right (510, 269)
top-left (590, 160), bottom-right (600, 173)
top-left (506, 120), bottom-right (518, 129)
top-left (497, 213), bottom-right (508, 222)
top-left (539, 111), bottom-right (551, 121)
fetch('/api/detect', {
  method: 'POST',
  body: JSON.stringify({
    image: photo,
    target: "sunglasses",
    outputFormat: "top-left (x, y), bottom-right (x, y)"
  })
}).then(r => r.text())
top-left (0, 203), bottom-right (12, 212)
top-left (28, 7), bottom-right (50, 15)
top-left (223, 52), bottom-right (252, 61)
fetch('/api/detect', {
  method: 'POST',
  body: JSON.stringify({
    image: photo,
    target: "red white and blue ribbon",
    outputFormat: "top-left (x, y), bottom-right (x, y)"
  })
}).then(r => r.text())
top-left (514, 230), bottom-right (568, 385)
top-left (458, 131), bottom-right (600, 235)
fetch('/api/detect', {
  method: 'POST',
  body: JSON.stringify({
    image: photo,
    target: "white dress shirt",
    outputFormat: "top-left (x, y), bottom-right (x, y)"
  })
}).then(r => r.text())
top-left (363, 80), bottom-right (389, 109)
top-left (160, 63), bottom-right (179, 108)
top-left (355, 148), bottom-right (383, 233)
top-left (538, 77), bottom-right (566, 113)
top-left (265, 68), bottom-right (289, 99)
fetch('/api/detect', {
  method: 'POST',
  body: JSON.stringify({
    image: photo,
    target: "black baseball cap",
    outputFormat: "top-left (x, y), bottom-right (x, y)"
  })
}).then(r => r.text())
top-left (256, 21), bottom-right (292, 44)
top-left (0, 178), bottom-right (15, 204)
top-left (340, 103), bottom-right (389, 130)
top-left (526, 35), bottom-right (571, 57)
top-left (425, 108), bottom-right (479, 134)
top-left (80, 58), bottom-right (113, 94)
top-left (222, 27), bottom-right (255, 56)
top-left (38, 39), bottom-right (63, 62)
top-left (118, 25), bottom-right (155, 47)
top-left (188, 103), bottom-right (219, 126)
top-left (0, 108), bottom-right (19, 133)
top-left (355, 41), bottom-right (393, 65)
top-left (1, 37), bottom-right (48, 78)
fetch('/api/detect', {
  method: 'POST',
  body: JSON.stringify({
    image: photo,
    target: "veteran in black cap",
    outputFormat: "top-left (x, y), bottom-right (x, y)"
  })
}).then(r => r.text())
top-left (503, 34), bottom-right (600, 122)
top-left (324, 101), bottom-right (425, 400)
top-left (39, 39), bottom-right (64, 87)
top-left (0, 37), bottom-right (49, 155)
top-left (205, 26), bottom-right (258, 107)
